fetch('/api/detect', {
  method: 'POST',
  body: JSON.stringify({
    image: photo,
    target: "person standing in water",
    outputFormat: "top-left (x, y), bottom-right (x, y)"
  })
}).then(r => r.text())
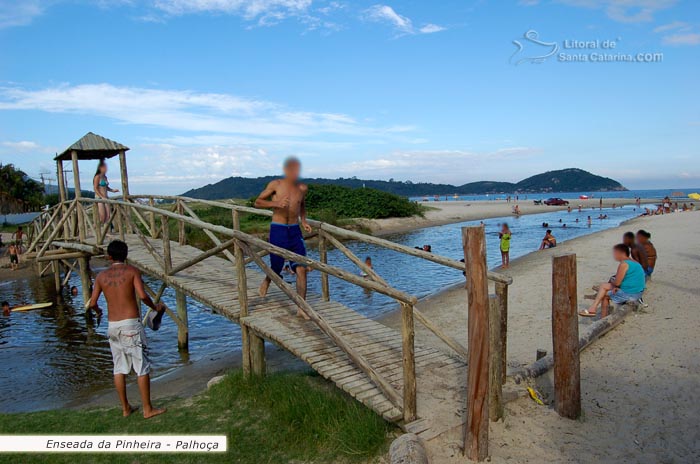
top-left (93, 159), bottom-right (119, 226)
top-left (254, 157), bottom-right (313, 319)
top-left (87, 240), bottom-right (166, 419)
top-left (499, 223), bottom-right (511, 268)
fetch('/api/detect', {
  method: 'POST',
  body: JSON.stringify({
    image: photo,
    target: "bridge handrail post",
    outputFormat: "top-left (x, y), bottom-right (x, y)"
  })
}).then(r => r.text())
top-left (177, 200), bottom-right (186, 246)
top-left (149, 198), bottom-right (157, 238)
top-left (401, 302), bottom-right (417, 422)
top-left (318, 229), bottom-right (330, 301)
top-left (161, 215), bottom-right (172, 274)
top-left (233, 210), bottom-right (252, 375)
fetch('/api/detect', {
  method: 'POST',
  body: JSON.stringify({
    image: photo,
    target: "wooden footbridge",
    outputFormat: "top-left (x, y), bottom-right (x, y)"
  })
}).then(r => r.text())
top-left (25, 133), bottom-right (514, 443)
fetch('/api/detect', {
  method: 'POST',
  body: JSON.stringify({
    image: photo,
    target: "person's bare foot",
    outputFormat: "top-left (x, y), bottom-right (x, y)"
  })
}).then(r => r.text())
top-left (143, 407), bottom-right (167, 419)
top-left (123, 405), bottom-right (138, 417)
top-left (259, 279), bottom-right (270, 297)
top-left (296, 308), bottom-right (311, 320)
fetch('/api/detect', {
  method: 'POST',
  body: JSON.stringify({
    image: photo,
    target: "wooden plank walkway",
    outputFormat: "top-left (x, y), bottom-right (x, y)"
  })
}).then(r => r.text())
top-left (58, 234), bottom-right (467, 433)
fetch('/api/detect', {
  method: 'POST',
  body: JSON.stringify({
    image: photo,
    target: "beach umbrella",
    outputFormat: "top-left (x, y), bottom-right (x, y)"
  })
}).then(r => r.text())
top-left (688, 193), bottom-right (700, 201)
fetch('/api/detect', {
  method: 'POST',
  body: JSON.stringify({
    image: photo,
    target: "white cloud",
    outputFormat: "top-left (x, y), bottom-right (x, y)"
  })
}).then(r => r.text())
top-left (321, 147), bottom-right (539, 183)
top-left (363, 4), bottom-right (446, 36)
top-left (662, 32), bottom-right (700, 45)
top-left (0, 83), bottom-right (403, 138)
top-left (0, 0), bottom-right (45, 28)
top-left (153, 0), bottom-right (312, 23)
top-left (652, 20), bottom-right (688, 33)
top-left (523, 0), bottom-right (678, 23)
top-left (1, 141), bottom-right (42, 152)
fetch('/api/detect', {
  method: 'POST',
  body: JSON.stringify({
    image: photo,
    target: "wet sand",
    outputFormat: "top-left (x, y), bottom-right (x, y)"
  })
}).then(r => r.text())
top-left (362, 197), bottom-right (652, 235)
top-left (379, 210), bottom-right (700, 463)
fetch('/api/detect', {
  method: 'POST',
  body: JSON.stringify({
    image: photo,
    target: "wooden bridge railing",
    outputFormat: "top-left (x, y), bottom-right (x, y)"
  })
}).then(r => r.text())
top-left (27, 194), bottom-right (512, 423)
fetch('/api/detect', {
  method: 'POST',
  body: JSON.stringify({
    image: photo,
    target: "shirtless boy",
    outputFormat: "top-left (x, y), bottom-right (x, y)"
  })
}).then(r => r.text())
top-left (88, 240), bottom-right (166, 419)
top-left (254, 157), bottom-right (312, 319)
top-left (7, 244), bottom-right (19, 270)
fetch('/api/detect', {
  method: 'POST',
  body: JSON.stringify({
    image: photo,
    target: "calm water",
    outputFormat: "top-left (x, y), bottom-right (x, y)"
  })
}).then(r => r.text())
top-left (0, 204), bottom-right (649, 413)
top-left (410, 187), bottom-right (699, 202)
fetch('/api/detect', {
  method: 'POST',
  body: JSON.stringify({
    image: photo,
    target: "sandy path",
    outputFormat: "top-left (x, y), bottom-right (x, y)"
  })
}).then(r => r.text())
top-left (362, 197), bottom-right (651, 235)
top-left (381, 211), bottom-right (699, 463)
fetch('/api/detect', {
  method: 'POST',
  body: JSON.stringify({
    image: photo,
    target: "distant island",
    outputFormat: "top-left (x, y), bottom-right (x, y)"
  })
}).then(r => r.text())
top-left (183, 168), bottom-right (627, 200)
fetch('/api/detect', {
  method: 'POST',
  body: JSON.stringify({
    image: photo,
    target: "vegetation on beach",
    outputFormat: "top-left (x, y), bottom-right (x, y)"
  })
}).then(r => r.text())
top-left (0, 370), bottom-right (394, 464)
top-left (0, 164), bottom-right (45, 215)
top-left (172, 185), bottom-right (423, 249)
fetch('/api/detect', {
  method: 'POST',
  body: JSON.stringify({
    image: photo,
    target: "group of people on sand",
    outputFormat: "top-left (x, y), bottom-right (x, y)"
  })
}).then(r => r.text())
top-left (643, 197), bottom-right (695, 216)
top-left (579, 230), bottom-right (657, 318)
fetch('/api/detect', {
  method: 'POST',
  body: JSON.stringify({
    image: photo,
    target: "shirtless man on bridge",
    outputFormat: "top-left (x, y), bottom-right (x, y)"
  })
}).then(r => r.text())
top-left (88, 240), bottom-right (166, 419)
top-left (255, 157), bottom-right (313, 319)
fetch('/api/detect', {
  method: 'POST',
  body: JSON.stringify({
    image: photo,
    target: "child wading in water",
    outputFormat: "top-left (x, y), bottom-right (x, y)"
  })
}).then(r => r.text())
top-left (499, 223), bottom-right (511, 269)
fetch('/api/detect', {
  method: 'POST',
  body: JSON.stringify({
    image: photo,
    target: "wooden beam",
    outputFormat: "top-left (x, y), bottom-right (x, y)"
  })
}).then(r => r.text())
top-left (118, 149), bottom-right (129, 197)
top-left (37, 201), bottom-right (78, 257)
top-left (239, 240), bottom-right (403, 410)
top-left (180, 202), bottom-right (236, 266)
top-left (495, 281), bottom-right (508, 385)
top-left (71, 151), bottom-right (86, 243)
top-left (161, 215), bottom-right (172, 274)
top-left (488, 295), bottom-right (503, 421)
top-left (177, 200), bottom-right (186, 245)
top-left (322, 229), bottom-right (468, 361)
top-left (167, 237), bottom-right (237, 276)
top-left (552, 253), bottom-right (581, 420)
top-left (26, 205), bottom-right (62, 254)
top-left (148, 198), bottom-right (157, 238)
top-left (319, 232), bottom-right (330, 301)
top-left (401, 303), bottom-right (417, 422)
top-left (78, 256), bottom-right (92, 307)
top-left (233, 210), bottom-right (253, 376)
top-left (176, 290), bottom-right (189, 351)
top-left (462, 226), bottom-right (490, 461)
top-left (320, 222), bottom-right (512, 285)
top-left (36, 252), bottom-right (87, 262)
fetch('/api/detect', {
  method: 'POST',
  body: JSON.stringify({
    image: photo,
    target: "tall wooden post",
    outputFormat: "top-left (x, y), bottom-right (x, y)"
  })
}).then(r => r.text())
top-left (70, 150), bottom-right (85, 243)
top-left (56, 160), bottom-right (68, 240)
top-left (234, 210), bottom-right (265, 377)
top-left (462, 226), bottom-right (490, 461)
top-left (401, 303), bottom-right (417, 422)
top-left (176, 290), bottom-right (189, 351)
top-left (552, 253), bottom-right (581, 419)
top-left (161, 215), bottom-right (171, 274)
top-left (319, 231), bottom-right (330, 301)
top-left (78, 256), bottom-right (92, 307)
top-left (234, 210), bottom-right (252, 375)
top-left (488, 295), bottom-right (503, 421)
top-left (148, 198), bottom-right (157, 238)
top-left (56, 160), bottom-right (67, 203)
top-left (52, 260), bottom-right (62, 294)
top-left (118, 149), bottom-right (129, 198)
top-left (495, 282), bottom-right (508, 385)
top-left (118, 149), bottom-right (132, 234)
top-left (177, 201), bottom-right (186, 245)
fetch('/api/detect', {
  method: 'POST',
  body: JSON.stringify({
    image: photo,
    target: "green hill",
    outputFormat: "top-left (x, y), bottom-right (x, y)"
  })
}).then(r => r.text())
top-left (182, 168), bottom-right (626, 200)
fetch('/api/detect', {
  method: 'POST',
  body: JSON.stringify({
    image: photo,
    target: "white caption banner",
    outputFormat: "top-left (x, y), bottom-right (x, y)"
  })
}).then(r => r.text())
top-left (0, 435), bottom-right (227, 453)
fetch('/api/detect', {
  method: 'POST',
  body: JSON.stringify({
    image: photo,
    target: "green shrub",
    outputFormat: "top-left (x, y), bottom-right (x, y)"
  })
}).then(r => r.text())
top-left (305, 184), bottom-right (423, 220)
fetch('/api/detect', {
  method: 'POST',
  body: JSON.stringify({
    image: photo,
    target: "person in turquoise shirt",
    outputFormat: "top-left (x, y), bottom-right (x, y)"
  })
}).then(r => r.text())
top-left (580, 244), bottom-right (646, 318)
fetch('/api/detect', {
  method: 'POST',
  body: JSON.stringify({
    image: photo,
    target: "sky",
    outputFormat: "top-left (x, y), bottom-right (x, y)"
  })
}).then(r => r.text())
top-left (0, 0), bottom-right (698, 195)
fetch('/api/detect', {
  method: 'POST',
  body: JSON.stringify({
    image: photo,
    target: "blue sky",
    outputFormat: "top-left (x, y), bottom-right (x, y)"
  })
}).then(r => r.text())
top-left (0, 0), bottom-right (698, 194)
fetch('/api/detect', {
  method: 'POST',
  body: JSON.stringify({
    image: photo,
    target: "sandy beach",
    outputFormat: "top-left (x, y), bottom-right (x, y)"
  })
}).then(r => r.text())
top-left (362, 197), bottom-right (653, 235)
top-left (380, 210), bottom-right (700, 463)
